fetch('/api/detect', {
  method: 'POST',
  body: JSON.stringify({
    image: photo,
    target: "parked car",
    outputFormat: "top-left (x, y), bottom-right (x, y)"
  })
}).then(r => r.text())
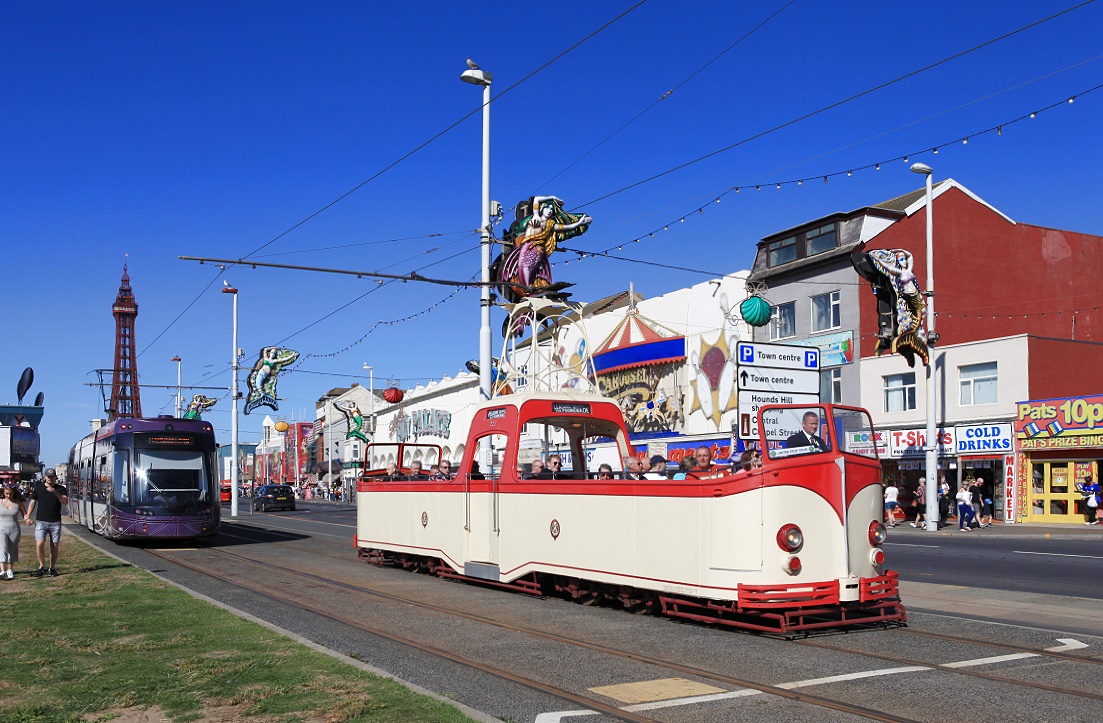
top-left (253, 484), bottom-right (296, 512)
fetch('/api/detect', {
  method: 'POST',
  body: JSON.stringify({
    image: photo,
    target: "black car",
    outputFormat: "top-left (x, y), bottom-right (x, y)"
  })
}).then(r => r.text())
top-left (253, 484), bottom-right (296, 512)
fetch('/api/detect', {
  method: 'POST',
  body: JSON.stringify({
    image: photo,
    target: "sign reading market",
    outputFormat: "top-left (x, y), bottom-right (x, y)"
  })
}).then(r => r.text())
top-left (1015, 394), bottom-right (1103, 450)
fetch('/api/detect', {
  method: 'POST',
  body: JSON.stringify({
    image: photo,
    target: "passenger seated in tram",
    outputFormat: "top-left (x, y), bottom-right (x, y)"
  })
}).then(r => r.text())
top-left (594, 463), bottom-right (615, 480)
top-left (545, 454), bottom-right (570, 479)
top-left (468, 461), bottom-right (485, 479)
top-left (739, 448), bottom-right (764, 472)
top-left (382, 462), bottom-right (406, 481)
top-left (429, 459), bottom-right (454, 481)
top-left (622, 457), bottom-right (648, 480)
top-left (406, 461), bottom-right (428, 481)
top-left (644, 455), bottom-right (668, 480)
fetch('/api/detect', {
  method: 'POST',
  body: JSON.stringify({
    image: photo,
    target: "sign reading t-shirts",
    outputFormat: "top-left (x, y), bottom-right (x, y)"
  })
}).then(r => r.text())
top-left (954, 423), bottom-right (1013, 455)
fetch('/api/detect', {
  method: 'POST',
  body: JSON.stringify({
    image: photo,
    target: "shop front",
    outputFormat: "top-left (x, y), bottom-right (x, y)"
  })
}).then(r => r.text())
top-left (1014, 395), bottom-right (1103, 524)
top-left (953, 423), bottom-right (1014, 523)
top-left (883, 427), bottom-right (956, 508)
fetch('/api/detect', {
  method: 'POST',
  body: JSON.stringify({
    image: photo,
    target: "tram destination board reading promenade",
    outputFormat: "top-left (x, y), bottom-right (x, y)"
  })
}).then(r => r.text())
top-left (736, 341), bottom-right (820, 440)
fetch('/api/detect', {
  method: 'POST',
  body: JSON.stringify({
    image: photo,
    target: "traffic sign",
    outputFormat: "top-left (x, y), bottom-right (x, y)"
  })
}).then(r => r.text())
top-left (736, 341), bottom-right (821, 440)
top-left (736, 342), bottom-right (819, 371)
top-left (737, 366), bottom-right (819, 395)
top-left (738, 391), bottom-right (820, 439)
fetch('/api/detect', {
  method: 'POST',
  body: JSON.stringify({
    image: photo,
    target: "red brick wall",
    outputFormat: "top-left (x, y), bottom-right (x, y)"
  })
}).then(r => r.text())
top-left (1027, 337), bottom-right (1103, 400)
top-left (858, 185), bottom-right (1103, 355)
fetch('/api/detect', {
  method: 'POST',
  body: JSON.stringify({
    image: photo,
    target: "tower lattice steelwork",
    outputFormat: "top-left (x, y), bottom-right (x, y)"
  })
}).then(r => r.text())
top-left (108, 265), bottom-right (142, 420)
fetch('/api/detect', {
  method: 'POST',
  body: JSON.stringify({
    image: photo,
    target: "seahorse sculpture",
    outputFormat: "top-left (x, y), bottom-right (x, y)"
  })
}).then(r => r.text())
top-left (334, 400), bottom-right (369, 444)
top-left (244, 346), bottom-right (300, 414)
top-left (182, 394), bottom-right (217, 420)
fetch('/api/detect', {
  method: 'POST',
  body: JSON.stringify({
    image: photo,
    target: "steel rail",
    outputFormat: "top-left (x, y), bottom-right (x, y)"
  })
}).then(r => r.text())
top-left (175, 535), bottom-right (918, 722)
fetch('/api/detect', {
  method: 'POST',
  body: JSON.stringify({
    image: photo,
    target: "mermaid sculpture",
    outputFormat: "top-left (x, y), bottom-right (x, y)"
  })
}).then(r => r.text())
top-left (182, 394), bottom-right (217, 420)
top-left (244, 346), bottom-right (300, 414)
top-left (495, 196), bottom-right (591, 336)
top-left (334, 400), bottom-right (369, 444)
top-left (865, 248), bottom-right (929, 366)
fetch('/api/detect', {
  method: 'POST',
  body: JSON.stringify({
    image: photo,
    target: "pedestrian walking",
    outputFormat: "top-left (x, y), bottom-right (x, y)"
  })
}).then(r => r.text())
top-left (1, 485), bottom-right (28, 580)
top-left (956, 483), bottom-right (976, 531)
top-left (24, 469), bottom-right (69, 577)
top-left (1080, 476), bottom-right (1101, 525)
top-left (884, 479), bottom-right (900, 527)
top-left (911, 478), bottom-right (927, 528)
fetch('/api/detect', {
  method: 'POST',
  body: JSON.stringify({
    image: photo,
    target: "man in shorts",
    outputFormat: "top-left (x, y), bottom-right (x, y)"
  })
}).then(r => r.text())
top-left (24, 468), bottom-right (69, 577)
top-left (883, 479), bottom-right (900, 527)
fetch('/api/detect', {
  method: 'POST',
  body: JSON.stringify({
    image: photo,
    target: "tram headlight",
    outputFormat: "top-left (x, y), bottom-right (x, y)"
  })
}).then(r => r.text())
top-left (776, 523), bottom-right (803, 553)
top-left (868, 521), bottom-right (887, 546)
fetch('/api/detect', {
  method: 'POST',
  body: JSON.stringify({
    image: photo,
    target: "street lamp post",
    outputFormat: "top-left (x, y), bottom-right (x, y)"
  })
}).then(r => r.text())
top-left (462, 60), bottom-right (494, 476)
top-left (911, 163), bottom-right (939, 532)
top-left (171, 355), bottom-right (182, 417)
top-left (363, 362), bottom-right (374, 455)
top-left (222, 282), bottom-right (240, 517)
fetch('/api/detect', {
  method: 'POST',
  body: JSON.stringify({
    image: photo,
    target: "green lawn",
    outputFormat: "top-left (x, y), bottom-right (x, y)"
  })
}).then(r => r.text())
top-left (0, 531), bottom-right (475, 723)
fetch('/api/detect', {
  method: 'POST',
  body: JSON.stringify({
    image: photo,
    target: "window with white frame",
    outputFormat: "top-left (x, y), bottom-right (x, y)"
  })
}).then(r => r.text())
top-left (820, 367), bottom-right (842, 403)
top-left (770, 301), bottom-right (796, 340)
top-left (810, 290), bottom-right (841, 333)
top-left (884, 372), bottom-right (916, 412)
top-left (960, 362), bottom-right (998, 405)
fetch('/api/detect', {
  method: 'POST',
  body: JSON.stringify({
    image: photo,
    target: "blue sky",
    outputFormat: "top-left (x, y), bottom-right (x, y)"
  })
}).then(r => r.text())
top-left (3, 1), bottom-right (1101, 466)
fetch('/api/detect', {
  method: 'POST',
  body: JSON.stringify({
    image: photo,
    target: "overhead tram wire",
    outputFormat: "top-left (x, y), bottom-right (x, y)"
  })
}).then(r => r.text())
top-left (235, 0), bottom-right (648, 264)
top-left (557, 81), bottom-right (1102, 275)
top-left (144, 2), bottom-right (647, 361)
top-left (533, 0), bottom-right (798, 193)
top-left (570, 0), bottom-right (1099, 211)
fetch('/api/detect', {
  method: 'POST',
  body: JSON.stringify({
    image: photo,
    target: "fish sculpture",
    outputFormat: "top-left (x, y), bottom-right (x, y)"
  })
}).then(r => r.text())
top-left (244, 346), bottom-right (300, 414)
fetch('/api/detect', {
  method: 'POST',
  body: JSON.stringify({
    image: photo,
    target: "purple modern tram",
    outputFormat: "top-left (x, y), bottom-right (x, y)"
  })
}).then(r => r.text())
top-left (67, 416), bottom-right (220, 540)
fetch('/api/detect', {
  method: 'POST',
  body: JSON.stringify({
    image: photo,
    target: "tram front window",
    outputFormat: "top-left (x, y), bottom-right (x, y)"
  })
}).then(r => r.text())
top-left (133, 449), bottom-right (213, 511)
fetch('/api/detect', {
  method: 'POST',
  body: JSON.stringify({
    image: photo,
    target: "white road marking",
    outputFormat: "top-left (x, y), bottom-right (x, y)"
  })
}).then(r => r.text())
top-left (1013, 550), bottom-right (1103, 560)
top-left (534, 638), bottom-right (1089, 722)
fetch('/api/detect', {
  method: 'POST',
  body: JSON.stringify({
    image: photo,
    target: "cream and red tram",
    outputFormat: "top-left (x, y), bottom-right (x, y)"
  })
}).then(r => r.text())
top-left (355, 391), bottom-right (904, 634)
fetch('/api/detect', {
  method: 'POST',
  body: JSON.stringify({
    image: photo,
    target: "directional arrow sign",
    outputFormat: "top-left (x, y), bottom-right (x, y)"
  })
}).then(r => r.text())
top-left (737, 367), bottom-right (819, 395)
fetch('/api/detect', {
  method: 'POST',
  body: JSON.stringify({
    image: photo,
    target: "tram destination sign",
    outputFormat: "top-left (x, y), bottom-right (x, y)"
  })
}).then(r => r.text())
top-left (736, 341), bottom-right (820, 440)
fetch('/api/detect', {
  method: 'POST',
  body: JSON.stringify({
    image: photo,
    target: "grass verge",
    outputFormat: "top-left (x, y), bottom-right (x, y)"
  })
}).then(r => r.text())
top-left (0, 531), bottom-right (475, 723)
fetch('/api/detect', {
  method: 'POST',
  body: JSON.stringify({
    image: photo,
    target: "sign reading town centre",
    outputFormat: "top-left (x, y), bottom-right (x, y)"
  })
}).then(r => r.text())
top-left (736, 341), bottom-right (820, 440)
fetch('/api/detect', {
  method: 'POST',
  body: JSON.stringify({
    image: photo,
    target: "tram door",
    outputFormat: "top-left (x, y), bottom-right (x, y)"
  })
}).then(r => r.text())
top-left (464, 433), bottom-right (504, 579)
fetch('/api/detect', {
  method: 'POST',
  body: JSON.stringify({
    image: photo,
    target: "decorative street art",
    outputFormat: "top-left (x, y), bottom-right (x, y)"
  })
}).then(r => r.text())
top-left (592, 303), bottom-right (685, 434)
top-left (855, 248), bottom-right (929, 367)
top-left (334, 400), bottom-right (369, 444)
top-left (244, 346), bottom-right (300, 414)
top-left (495, 196), bottom-right (591, 336)
top-left (689, 333), bottom-right (737, 428)
top-left (182, 394), bottom-right (217, 420)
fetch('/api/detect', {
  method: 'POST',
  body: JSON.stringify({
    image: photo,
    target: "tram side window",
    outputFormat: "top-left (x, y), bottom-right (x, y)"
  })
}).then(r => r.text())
top-left (114, 451), bottom-right (130, 504)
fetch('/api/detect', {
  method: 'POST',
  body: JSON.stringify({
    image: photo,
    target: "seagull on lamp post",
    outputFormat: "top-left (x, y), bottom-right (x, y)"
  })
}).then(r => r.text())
top-left (466, 57), bottom-right (480, 70)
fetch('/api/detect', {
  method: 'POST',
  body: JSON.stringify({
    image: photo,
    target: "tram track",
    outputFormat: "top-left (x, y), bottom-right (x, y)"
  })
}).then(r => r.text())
top-left (146, 541), bottom-right (917, 722)
top-left (226, 517), bottom-right (1103, 669)
top-left (200, 519), bottom-right (1103, 716)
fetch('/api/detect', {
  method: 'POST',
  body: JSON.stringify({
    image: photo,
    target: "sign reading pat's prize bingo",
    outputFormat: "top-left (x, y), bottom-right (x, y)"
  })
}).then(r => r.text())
top-left (1015, 394), bottom-right (1103, 450)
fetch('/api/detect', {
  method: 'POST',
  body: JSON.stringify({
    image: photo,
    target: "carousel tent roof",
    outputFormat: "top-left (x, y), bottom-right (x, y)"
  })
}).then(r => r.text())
top-left (592, 310), bottom-right (685, 375)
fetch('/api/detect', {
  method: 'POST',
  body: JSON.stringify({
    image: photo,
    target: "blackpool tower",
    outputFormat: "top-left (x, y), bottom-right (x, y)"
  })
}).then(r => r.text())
top-left (108, 265), bottom-right (142, 420)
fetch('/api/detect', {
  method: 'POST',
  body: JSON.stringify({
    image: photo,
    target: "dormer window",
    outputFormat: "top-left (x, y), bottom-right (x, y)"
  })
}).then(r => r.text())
top-left (765, 222), bottom-right (839, 267)
top-left (805, 224), bottom-right (837, 256)
top-left (767, 236), bottom-right (796, 266)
